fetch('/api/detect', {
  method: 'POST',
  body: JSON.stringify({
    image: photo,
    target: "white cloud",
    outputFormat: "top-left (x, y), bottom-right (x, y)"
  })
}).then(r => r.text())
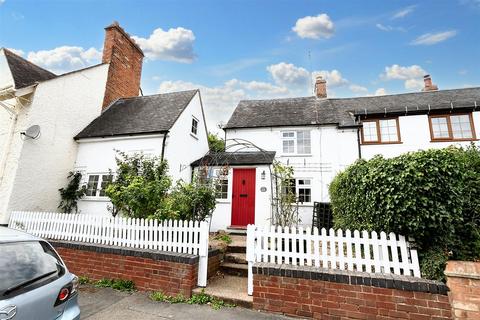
top-left (26, 46), bottom-right (102, 74)
top-left (381, 64), bottom-right (427, 90)
top-left (392, 5), bottom-right (416, 19)
top-left (349, 84), bottom-right (368, 93)
top-left (158, 79), bottom-right (290, 131)
top-left (267, 62), bottom-right (310, 86)
top-left (410, 30), bottom-right (457, 45)
top-left (376, 23), bottom-right (406, 32)
top-left (132, 27), bottom-right (196, 63)
top-left (313, 70), bottom-right (349, 87)
top-left (375, 88), bottom-right (388, 96)
top-left (292, 13), bottom-right (335, 39)
top-left (6, 48), bottom-right (25, 56)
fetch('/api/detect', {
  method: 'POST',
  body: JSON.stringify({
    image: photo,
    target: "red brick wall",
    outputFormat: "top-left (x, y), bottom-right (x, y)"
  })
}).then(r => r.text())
top-left (207, 249), bottom-right (221, 279)
top-left (54, 243), bottom-right (197, 297)
top-left (101, 22), bottom-right (144, 109)
top-left (445, 261), bottom-right (480, 319)
top-left (253, 264), bottom-right (452, 320)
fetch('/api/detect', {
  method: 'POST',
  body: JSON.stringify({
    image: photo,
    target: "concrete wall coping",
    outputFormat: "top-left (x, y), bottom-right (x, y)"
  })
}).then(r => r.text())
top-left (50, 240), bottom-right (199, 265)
top-left (253, 262), bottom-right (448, 295)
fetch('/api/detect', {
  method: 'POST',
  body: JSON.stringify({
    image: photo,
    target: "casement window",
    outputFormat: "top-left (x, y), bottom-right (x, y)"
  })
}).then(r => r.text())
top-left (361, 118), bottom-right (401, 144)
top-left (281, 130), bottom-right (311, 154)
top-left (85, 174), bottom-right (113, 197)
top-left (283, 178), bottom-right (312, 203)
top-left (429, 113), bottom-right (476, 141)
top-left (191, 117), bottom-right (199, 136)
top-left (212, 169), bottom-right (228, 199)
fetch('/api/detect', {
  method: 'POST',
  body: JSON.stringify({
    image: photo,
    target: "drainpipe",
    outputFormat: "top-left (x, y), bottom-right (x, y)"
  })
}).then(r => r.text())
top-left (356, 127), bottom-right (362, 159)
top-left (160, 131), bottom-right (168, 161)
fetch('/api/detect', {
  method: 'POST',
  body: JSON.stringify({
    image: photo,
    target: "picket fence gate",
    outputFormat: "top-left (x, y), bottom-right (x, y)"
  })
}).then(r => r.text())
top-left (246, 224), bottom-right (420, 295)
top-left (8, 211), bottom-right (210, 287)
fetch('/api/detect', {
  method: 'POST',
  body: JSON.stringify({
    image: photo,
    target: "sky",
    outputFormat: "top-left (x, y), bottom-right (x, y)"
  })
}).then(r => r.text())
top-left (1, 0), bottom-right (479, 132)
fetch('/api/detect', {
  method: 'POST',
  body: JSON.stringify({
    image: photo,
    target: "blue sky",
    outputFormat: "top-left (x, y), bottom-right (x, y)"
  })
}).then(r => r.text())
top-left (1, 0), bottom-right (479, 130)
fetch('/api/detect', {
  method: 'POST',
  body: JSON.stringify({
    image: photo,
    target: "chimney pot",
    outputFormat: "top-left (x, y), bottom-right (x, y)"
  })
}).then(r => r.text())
top-left (422, 74), bottom-right (438, 92)
top-left (315, 76), bottom-right (327, 98)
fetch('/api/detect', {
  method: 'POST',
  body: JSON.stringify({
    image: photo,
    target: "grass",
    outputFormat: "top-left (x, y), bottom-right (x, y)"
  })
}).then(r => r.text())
top-left (94, 278), bottom-right (135, 292)
top-left (78, 276), bottom-right (90, 285)
top-left (150, 289), bottom-right (235, 310)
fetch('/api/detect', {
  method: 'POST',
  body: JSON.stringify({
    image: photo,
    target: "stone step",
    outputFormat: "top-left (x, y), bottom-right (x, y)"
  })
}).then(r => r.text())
top-left (226, 245), bottom-right (246, 254)
top-left (226, 227), bottom-right (247, 236)
top-left (224, 252), bottom-right (247, 265)
top-left (220, 262), bottom-right (249, 277)
top-left (193, 275), bottom-right (252, 309)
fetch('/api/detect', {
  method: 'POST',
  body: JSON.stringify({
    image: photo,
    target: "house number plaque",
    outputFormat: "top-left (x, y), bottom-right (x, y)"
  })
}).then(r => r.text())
top-left (260, 187), bottom-right (267, 192)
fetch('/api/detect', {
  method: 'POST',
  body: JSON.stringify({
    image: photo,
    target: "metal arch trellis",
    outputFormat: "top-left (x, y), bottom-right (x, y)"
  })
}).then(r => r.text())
top-left (194, 138), bottom-right (298, 227)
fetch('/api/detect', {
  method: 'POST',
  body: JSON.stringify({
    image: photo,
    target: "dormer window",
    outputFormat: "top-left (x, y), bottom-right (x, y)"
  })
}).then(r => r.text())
top-left (361, 118), bottom-right (401, 144)
top-left (191, 117), bottom-right (199, 136)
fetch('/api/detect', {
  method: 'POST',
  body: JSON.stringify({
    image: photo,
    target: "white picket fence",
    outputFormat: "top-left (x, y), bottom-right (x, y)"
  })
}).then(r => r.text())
top-left (246, 225), bottom-right (420, 295)
top-left (8, 211), bottom-right (210, 287)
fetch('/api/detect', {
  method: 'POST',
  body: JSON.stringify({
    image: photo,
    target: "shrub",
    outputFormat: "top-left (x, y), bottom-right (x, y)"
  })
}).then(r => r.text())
top-left (58, 171), bottom-right (86, 213)
top-left (105, 152), bottom-right (172, 219)
top-left (329, 145), bottom-right (480, 280)
top-left (208, 132), bottom-right (225, 152)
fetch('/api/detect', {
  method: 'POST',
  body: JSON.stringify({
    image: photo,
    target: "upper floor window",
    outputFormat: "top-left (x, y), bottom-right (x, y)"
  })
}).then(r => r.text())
top-left (281, 130), bottom-right (311, 154)
top-left (429, 113), bottom-right (476, 141)
top-left (85, 174), bottom-right (113, 198)
top-left (361, 118), bottom-right (401, 144)
top-left (191, 117), bottom-right (199, 136)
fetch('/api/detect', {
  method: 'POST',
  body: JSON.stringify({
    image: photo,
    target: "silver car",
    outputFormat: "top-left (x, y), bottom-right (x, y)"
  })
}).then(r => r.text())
top-left (0, 227), bottom-right (80, 320)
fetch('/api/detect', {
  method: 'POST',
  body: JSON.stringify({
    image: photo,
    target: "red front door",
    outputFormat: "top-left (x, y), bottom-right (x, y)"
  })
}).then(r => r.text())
top-left (231, 168), bottom-right (256, 227)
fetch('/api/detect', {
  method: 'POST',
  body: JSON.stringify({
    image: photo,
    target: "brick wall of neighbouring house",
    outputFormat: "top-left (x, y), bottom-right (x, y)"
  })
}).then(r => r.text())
top-left (445, 261), bottom-right (480, 319)
top-left (51, 241), bottom-right (198, 297)
top-left (253, 263), bottom-right (451, 320)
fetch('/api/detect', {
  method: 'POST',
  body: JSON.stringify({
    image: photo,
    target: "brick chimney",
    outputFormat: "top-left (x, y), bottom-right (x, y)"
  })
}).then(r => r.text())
top-left (315, 76), bottom-right (327, 98)
top-left (101, 21), bottom-right (144, 110)
top-left (422, 74), bottom-right (438, 92)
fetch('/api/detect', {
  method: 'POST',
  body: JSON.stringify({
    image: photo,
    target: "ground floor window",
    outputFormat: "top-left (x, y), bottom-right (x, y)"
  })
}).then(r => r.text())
top-left (283, 178), bottom-right (312, 204)
top-left (215, 171), bottom-right (229, 199)
top-left (85, 174), bottom-right (113, 198)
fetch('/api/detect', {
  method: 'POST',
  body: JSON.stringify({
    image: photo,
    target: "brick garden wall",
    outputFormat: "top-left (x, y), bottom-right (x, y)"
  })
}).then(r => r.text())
top-left (445, 261), bottom-right (480, 319)
top-left (253, 263), bottom-right (452, 320)
top-left (207, 248), bottom-right (221, 279)
top-left (52, 241), bottom-right (199, 297)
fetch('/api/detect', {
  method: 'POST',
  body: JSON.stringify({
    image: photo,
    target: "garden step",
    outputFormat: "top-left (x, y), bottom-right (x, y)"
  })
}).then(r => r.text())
top-left (224, 253), bottom-right (247, 265)
top-left (226, 235), bottom-right (246, 254)
top-left (193, 275), bottom-right (252, 309)
top-left (220, 262), bottom-right (249, 277)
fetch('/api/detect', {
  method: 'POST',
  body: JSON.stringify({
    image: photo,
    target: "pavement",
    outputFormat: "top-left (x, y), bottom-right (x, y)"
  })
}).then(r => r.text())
top-left (78, 285), bottom-right (293, 320)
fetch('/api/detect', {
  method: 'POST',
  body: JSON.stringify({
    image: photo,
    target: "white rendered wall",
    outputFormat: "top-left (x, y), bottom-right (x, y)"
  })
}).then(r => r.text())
top-left (164, 92), bottom-right (210, 183)
top-left (361, 112), bottom-right (480, 159)
top-left (75, 134), bottom-right (165, 215)
top-left (1, 64), bottom-right (109, 223)
top-left (225, 126), bottom-right (359, 227)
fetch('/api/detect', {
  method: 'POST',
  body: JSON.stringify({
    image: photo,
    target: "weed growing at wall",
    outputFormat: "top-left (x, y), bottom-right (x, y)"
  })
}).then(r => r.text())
top-left (94, 278), bottom-right (135, 292)
top-left (150, 289), bottom-right (235, 310)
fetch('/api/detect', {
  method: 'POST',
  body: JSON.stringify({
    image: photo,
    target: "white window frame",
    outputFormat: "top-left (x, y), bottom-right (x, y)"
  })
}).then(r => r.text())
top-left (281, 130), bottom-right (311, 155)
top-left (191, 116), bottom-right (199, 137)
top-left (284, 178), bottom-right (312, 204)
top-left (213, 169), bottom-right (229, 200)
top-left (84, 173), bottom-right (113, 199)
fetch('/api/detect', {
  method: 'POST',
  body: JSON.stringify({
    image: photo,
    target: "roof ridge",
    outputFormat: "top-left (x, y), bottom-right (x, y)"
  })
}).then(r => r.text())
top-left (119, 89), bottom-right (199, 102)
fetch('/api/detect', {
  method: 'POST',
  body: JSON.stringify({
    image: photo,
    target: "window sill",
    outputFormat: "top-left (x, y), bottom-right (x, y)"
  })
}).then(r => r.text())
top-left (190, 133), bottom-right (199, 140)
top-left (430, 139), bottom-right (478, 143)
top-left (279, 154), bottom-right (313, 157)
top-left (361, 141), bottom-right (403, 145)
top-left (216, 200), bottom-right (230, 204)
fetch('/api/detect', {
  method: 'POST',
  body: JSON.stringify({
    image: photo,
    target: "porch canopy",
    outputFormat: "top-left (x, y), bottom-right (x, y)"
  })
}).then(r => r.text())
top-left (191, 151), bottom-right (276, 167)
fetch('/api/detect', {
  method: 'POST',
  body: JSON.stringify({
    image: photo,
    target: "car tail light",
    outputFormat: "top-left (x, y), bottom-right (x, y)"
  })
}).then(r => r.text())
top-left (54, 277), bottom-right (78, 307)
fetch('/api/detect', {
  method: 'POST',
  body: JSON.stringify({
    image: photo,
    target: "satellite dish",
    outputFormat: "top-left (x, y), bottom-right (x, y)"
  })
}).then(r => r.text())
top-left (22, 125), bottom-right (41, 139)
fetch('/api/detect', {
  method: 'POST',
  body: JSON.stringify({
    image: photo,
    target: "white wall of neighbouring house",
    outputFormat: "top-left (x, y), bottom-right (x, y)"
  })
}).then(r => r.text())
top-left (0, 64), bottom-right (109, 223)
top-left (361, 112), bottom-right (480, 159)
top-left (74, 134), bottom-right (165, 216)
top-left (164, 92), bottom-right (210, 183)
top-left (225, 126), bottom-right (359, 227)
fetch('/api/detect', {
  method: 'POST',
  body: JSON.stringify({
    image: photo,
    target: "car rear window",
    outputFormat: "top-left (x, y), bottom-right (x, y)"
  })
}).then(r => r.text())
top-left (0, 241), bottom-right (64, 295)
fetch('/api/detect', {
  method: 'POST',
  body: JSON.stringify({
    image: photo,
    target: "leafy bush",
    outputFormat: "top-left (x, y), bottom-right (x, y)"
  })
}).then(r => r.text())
top-left (58, 171), bottom-right (86, 213)
top-left (329, 145), bottom-right (480, 280)
top-left (105, 152), bottom-right (172, 219)
top-left (208, 132), bottom-right (225, 152)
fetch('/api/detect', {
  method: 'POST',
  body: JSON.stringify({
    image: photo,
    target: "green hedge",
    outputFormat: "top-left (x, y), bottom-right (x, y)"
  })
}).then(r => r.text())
top-left (329, 145), bottom-right (480, 280)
